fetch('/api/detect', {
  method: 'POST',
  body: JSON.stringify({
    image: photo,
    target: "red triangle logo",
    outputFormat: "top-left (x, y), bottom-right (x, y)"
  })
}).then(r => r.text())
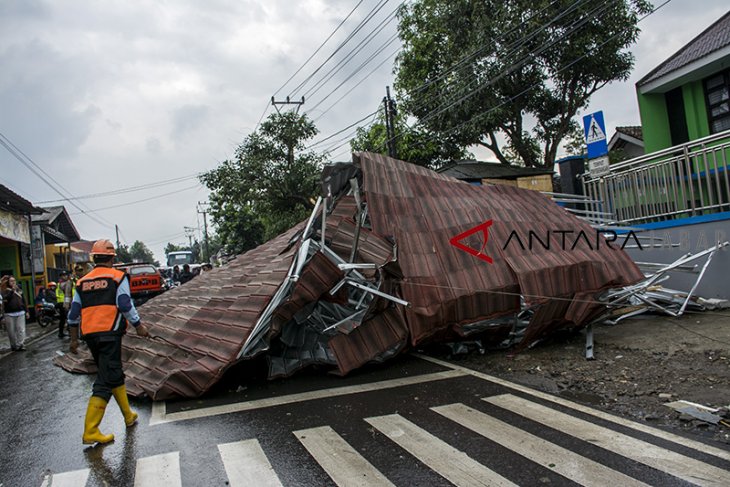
top-left (449, 220), bottom-right (494, 264)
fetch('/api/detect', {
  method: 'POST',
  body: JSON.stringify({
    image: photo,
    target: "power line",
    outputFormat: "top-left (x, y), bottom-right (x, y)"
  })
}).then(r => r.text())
top-left (307, 32), bottom-right (400, 115)
top-left (301, 6), bottom-right (400, 101)
top-left (313, 45), bottom-right (400, 123)
top-left (272, 0), bottom-right (368, 98)
top-left (288, 0), bottom-right (393, 98)
top-left (0, 131), bottom-right (114, 229)
top-left (36, 172), bottom-right (202, 204)
top-left (68, 183), bottom-right (203, 215)
top-left (309, 0), bottom-right (583, 157)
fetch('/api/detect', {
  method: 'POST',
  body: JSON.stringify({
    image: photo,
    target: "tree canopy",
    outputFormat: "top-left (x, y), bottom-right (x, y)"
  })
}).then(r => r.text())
top-left (394, 0), bottom-right (652, 167)
top-left (200, 112), bottom-right (325, 253)
top-left (117, 240), bottom-right (157, 265)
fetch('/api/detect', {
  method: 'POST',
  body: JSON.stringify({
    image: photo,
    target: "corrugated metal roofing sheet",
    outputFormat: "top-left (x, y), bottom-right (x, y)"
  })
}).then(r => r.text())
top-left (56, 153), bottom-right (643, 399)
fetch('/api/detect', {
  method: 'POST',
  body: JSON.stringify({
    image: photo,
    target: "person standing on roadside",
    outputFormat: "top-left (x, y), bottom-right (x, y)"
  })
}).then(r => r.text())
top-left (56, 271), bottom-right (72, 338)
top-left (1, 275), bottom-right (29, 351)
top-left (67, 239), bottom-right (150, 445)
top-left (56, 271), bottom-right (75, 338)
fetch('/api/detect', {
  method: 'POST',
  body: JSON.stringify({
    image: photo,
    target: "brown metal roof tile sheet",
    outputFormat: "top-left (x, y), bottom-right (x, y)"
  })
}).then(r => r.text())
top-left (329, 307), bottom-right (408, 375)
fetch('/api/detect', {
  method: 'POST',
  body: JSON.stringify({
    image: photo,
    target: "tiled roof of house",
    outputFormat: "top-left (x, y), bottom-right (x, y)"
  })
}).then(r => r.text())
top-left (639, 10), bottom-right (730, 87)
top-left (616, 126), bottom-right (643, 141)
top-left (437, 160), bottom-right (554, 180)
top-left (0, 184), bottom-right (42, 215)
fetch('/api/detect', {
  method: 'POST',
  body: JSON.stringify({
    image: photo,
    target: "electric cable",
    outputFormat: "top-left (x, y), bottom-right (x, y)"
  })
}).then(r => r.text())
top-left (68, 184), bottom-right (203, 215)
top-left (301, 6), bottom-right (400, 102)
top-left (272, 0), bottom-right (368, 98)
top-left (288, 0), bottom-right (393, 98)
top-left (0, 132), bottom-right (114, 229)
top-left (36, 172), bottom-right (202, 203)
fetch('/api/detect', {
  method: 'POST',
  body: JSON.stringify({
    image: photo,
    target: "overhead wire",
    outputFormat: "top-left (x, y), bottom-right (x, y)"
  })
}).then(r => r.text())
top-left (0, 131), bottom-right (114, 229)
top-left (36, 172), bottom-right (202, 203)
top-left (272, 0), bottom-right (368, 99)
top-left (301, 5), bottom-right (400, 102)
top-left (308, 0), bottom-right (586, 158)
top-left (288, 0), bottom-right (393, 98)
top-left (68, 184), bottom-right (203, 215)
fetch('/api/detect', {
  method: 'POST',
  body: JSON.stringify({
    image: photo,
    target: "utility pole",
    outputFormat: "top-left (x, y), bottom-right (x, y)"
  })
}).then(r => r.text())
top-left (184, 226), bottom-right (196, 250)
top-left (115, 224), bottom-right (120, 250)
top-left (197, 202), bottom-right (210, 263)
top-left (383, 86), bottom-right (397, 159)
top-left (271, 96), bottom-right (305, 168)
top-left (271, 96), bottom-right (305, 114)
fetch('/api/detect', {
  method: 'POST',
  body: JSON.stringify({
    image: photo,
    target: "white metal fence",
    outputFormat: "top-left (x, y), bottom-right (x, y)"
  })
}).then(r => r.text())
top-left (581, 129), bottom-right (730, 224)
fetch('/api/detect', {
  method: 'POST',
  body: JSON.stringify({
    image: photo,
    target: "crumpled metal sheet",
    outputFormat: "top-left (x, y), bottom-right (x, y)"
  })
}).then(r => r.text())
top-left (55, 152), bottom-right (643, 399)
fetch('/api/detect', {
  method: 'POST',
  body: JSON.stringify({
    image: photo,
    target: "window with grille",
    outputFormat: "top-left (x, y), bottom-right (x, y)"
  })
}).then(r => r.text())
top-left (704, 70), bottom-right (730, 134)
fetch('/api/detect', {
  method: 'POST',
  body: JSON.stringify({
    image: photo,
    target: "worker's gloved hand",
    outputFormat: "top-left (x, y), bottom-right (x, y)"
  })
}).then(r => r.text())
top-left (70, 339), bottom-right (78, 354)
top-left (135, 323), bottom-right (150, 338)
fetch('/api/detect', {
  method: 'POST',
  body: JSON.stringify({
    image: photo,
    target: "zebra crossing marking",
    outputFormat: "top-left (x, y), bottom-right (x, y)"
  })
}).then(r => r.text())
top-left (433, 402), bottom-right (649, 486)
top-left (149, 369), bottom-right (467, 425)
top-left (218, 439), bottom-right (283, 487)
top-left (417, 353), bottom-right (730, 463)
top-left (485, 394), bottom-right (730, 487)
top-left (40, 468), bottom-right (89, 487)
top-left (133, 451), bottom-right (182, 487)
top-left (295, 425), bottom-right (395, 487)
top-left (365, 413), bottom-right (517, 487)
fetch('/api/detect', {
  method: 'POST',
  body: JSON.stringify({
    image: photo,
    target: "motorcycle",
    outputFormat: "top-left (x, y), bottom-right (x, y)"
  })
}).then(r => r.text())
top-left (35, 300), bottom-right (59, 328)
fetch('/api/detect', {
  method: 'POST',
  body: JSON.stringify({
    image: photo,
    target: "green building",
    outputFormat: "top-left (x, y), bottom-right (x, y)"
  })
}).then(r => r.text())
top-left (636, 11), bottom-right (730, 153)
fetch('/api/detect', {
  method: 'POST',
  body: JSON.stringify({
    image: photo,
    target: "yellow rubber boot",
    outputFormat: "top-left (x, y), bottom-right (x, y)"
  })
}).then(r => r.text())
top-left (112, 385), bottom-right (138, 427)
top-left (82, 396), bottom-right (115, 445)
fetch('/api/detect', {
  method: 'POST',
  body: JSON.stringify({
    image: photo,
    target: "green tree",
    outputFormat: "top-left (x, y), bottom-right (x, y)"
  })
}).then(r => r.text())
top-left (129, 240), bottom-right (157, 265)
top-left (116, 244), bottom-right (132, 263)
top-left (201, 112), bottom-right (325, 250)
top-left (350, 109), bottom-right (470, 168)
top-left (395, 0), bottom-right (652, 168)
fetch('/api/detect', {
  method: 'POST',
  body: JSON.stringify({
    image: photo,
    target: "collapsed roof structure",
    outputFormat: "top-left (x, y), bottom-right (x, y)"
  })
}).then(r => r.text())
top-left (56, 153), bottom-right (645, 400)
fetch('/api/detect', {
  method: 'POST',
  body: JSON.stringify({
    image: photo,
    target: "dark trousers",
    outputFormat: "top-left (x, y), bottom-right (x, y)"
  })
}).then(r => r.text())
top-left (86, 335), bottom-right (125, 401)
top-left (55, 303), bottom-right (67, 336)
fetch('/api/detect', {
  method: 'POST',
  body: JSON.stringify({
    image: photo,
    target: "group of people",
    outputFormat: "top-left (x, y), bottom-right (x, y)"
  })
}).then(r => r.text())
top-left (0, 266), bottom-right (85, 352)
top-left (35, 269), bottom-right (78, 339)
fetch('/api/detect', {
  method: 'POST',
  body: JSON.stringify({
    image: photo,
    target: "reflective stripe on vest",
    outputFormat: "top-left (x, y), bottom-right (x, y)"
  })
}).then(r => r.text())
top-left (76, 267), bottom-right (127, 336)
top-left (56, 285), bottom-right (64, 303)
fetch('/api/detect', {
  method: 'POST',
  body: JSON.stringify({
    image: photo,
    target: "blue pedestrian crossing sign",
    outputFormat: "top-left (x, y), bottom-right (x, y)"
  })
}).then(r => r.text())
top-left (583, 111), bottom-right (608, 159)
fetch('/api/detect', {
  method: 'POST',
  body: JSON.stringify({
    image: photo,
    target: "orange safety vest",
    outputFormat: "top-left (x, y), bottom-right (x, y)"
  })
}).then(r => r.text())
top-left (76, 266), bottom-right (128, 336)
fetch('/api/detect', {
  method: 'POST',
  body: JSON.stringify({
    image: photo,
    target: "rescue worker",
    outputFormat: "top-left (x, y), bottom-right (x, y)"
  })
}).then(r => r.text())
top-left (67, 239), bottom-right (150, 445)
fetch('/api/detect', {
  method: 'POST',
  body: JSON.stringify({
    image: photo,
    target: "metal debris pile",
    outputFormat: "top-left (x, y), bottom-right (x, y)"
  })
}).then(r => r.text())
top-left (56, 153), bottom-right (649, 400)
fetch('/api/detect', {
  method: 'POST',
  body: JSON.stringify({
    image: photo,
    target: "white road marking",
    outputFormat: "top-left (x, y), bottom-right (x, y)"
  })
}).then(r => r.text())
top-left (149, 369), bottom-right (467, 425)
top-left (365, 414), bottom-right (517, 487)
top-left (134, 451), bottom-right (182, 487)
top-left (218, 439), bottom-right (283, 487)
top-left (433, 402), bottom-right (649, 487)
top-left (294, 425), bottom-right (395, 487)
top-left (40, 468), bottom-right (89, 487)
top-left (486, 394), bottom-right (730, 487)
top-left (416, 353), bottom-right (730, 463)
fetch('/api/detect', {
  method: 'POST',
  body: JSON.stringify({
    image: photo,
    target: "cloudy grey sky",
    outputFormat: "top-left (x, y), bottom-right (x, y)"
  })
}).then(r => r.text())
top-left (1, 0), bottom-right (727, 262)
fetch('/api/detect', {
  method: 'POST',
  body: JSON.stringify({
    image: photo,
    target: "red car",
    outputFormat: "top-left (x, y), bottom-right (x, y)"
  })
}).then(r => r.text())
top-left (114, 263), bottom-right (164, 302)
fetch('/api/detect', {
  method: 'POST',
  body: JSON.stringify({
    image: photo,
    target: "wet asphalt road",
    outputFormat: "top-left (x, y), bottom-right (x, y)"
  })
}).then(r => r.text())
top-left (1, 333), bottom-right (730, 486)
